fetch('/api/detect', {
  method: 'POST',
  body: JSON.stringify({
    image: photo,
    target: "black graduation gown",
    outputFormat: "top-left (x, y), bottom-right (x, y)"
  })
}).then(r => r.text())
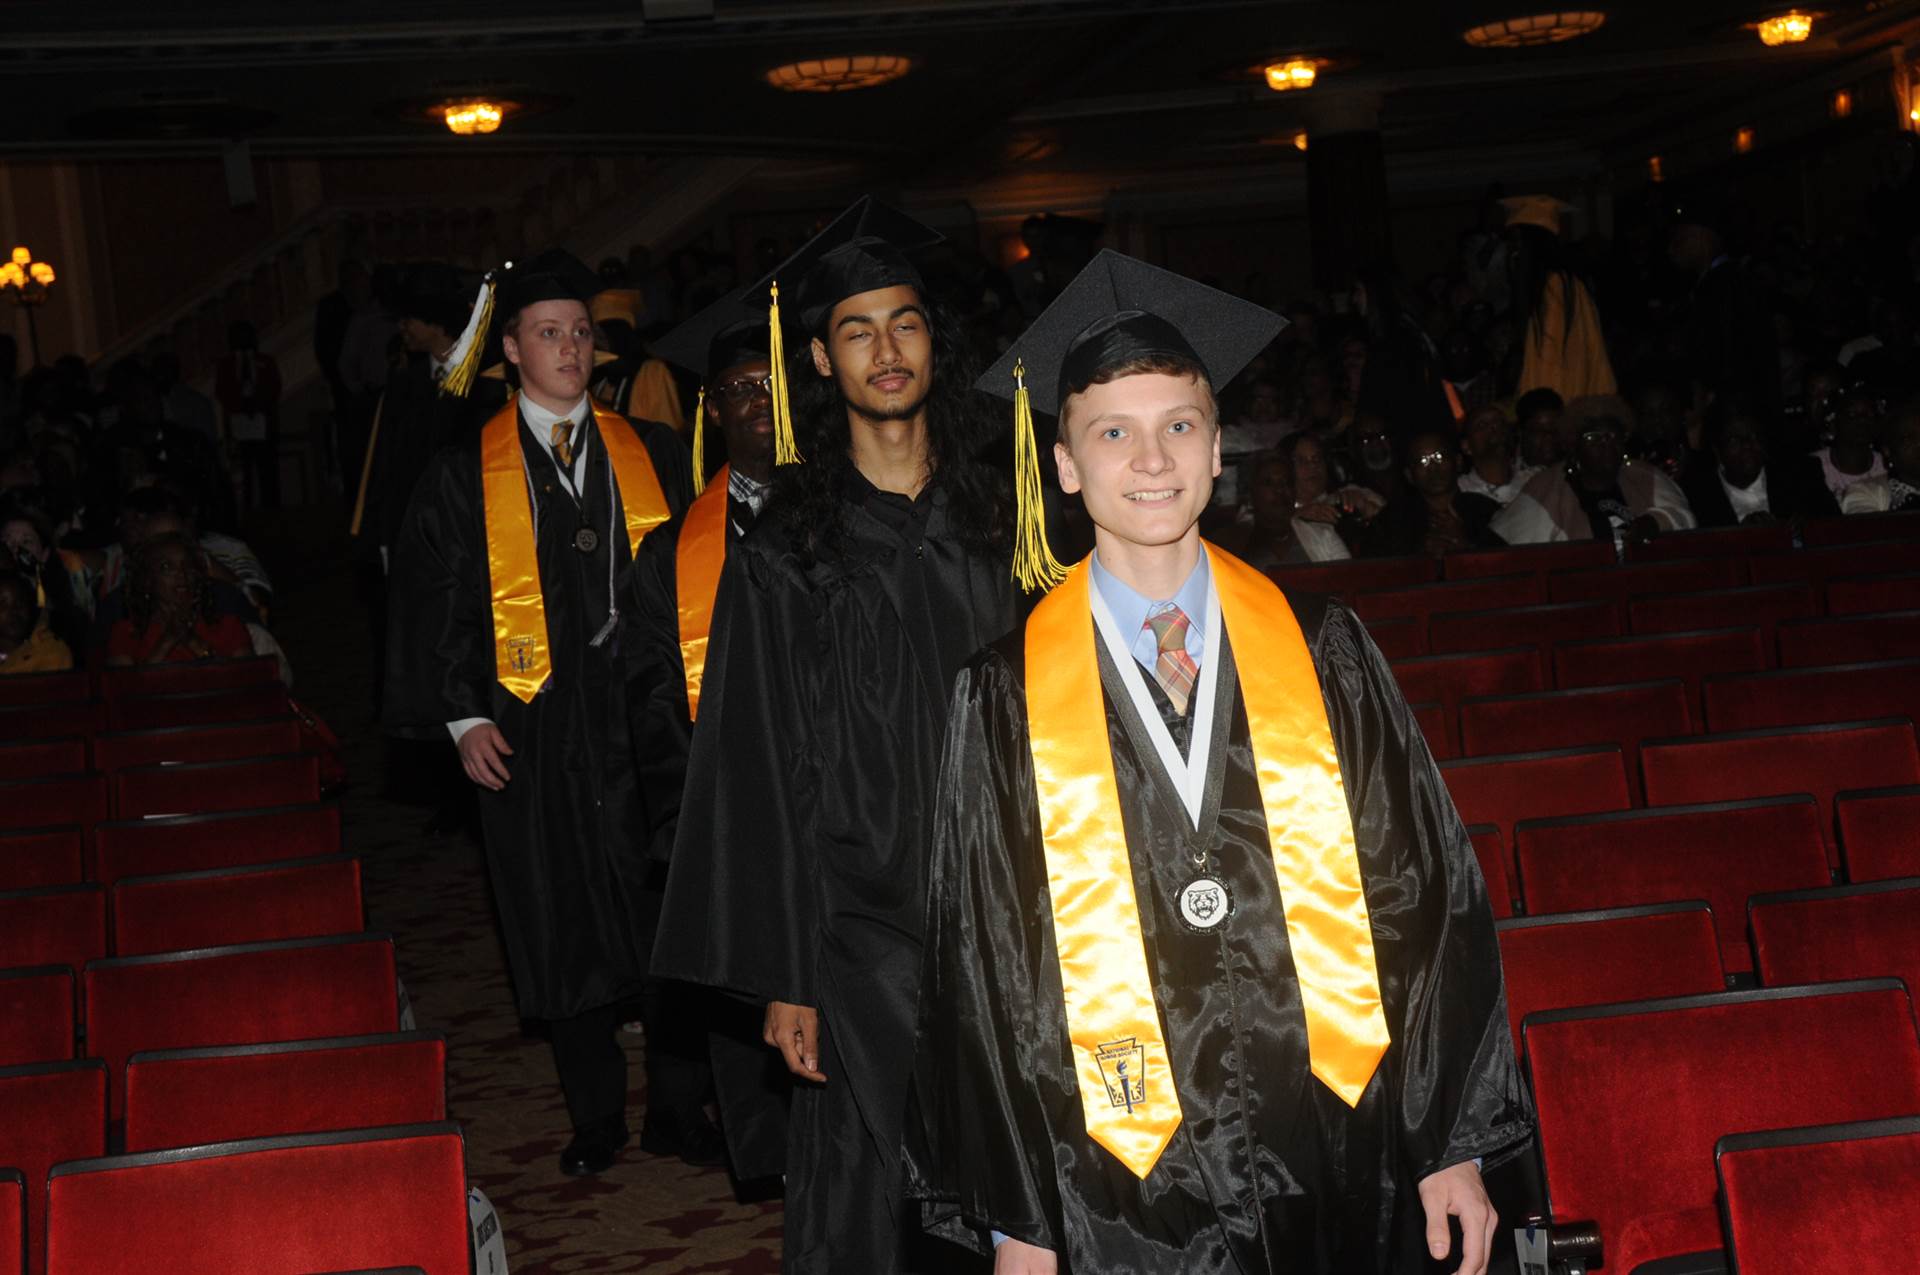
top-left (652, 475), bottom-right (1017, 1273)
top-left (621, 482), bottom-right (792, 1180)
top-left (361, 357), bottom-right (507, 551)
top-left (384, 408), bottom-right (691, 1020)
top-left (905, 591), bottom-right (1534, 1274)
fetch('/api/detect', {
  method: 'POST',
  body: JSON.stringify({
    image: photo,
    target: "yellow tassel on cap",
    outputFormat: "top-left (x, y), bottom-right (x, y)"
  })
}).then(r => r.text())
top-left (440, 274), bottom-right (496, 399)
top-left (1012, 359), bottom-right (1068, 593)
top-left (768, 281), bottom-right (802, 466)
top-left (690, 386), bottom-right (708, 496)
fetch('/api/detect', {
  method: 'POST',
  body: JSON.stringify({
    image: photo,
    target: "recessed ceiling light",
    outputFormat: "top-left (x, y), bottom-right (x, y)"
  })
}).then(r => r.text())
top-left (1755, 11), bottom-right (1816, 45)
top-left (1462, 12), bottom-right (1607, 48)
top-left (1263, 58), bottom-right (1320, 92)
top-left (766, 55), bottom-right (913, 93)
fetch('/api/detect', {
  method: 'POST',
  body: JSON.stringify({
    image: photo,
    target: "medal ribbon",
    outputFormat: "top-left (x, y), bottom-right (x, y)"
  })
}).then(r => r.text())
top-left (675, 463), bottom-right (730, 720)
top-left (1023, 546), bottom-right (1389, 1180)
top-left (480, 400), bottom-right (673, 702)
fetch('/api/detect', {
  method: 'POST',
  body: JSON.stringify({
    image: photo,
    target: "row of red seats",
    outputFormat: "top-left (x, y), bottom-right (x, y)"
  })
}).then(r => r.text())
top-left (0, 655), bottom-right (282, 709)
top-left (0, 803), bottom-right (340, 891)
top-left (0, 756), bottom-right (324, 825)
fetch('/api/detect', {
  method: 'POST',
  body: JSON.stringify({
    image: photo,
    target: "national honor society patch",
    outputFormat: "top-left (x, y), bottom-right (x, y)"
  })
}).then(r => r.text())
top-left (1096, 1037), bottom-right (1148, 1112)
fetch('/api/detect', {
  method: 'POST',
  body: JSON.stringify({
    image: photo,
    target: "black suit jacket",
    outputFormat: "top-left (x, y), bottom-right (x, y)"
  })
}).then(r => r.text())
top-left (1681, 454), bottom-right (1839, 527)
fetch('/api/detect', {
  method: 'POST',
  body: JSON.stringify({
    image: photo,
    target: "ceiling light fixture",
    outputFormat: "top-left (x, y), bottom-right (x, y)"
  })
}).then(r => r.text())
top-left (1756, 11), bottom-right (1815, 45)
top-left (1292, 129), bottom-right (1310, 152)
top-left (1263, 58), bottom-right (1319, 92)
top-left (1734, 126), bottom-right (1756, 154)
top-left (1830, 89), bottom-right (1852, 118)
top-left (765, 55), bottom-right (913, 93)
top-left (1461, 12), bottom-right (1607, 48)
top-left (442, 99), bottom-right (507, 135)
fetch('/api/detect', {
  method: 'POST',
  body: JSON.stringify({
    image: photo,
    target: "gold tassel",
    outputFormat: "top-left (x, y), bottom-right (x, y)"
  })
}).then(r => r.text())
top-left (1012, 359), bottom-right (1068, 593)
top-left (690, 386), bottom-right (708, 496)
top-left (768, 281), bottom-right (802, 465)
top-left (440, 275), bottom-right (496, 399)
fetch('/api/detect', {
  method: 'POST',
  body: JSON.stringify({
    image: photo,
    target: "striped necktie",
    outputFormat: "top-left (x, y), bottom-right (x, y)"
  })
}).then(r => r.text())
top-left (550, 420), bottom-right (575, 471)
top-left (1145, 605), bottom-right (1198, 717)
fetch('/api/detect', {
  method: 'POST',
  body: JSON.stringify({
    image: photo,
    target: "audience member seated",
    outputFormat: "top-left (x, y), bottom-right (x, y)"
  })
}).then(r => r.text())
top-left (1841, 398), bottom-right (1920, 515)
top-left (0, 569), bottom-right (73, 673)
top-left (1457, 403), bottom-right (1534, 505)
top-left (1812, 379), bottom-right (1887, 500)
top-left (1491, 394), bottom-right (1695, 548)
top-left (1212, 452), bottom-right (1313, 570)
top-left (1681, 396), bottom-right (1839, 527)
top-left (1279, 430), bottom-right (1363, 561)
top-left (1363, 428), bottom-right (1504, 558)
top-left (104, 532), bottom-right (255, 667)
top-left (90, 486), bottom-right (258, 656)
top-left (1515, 386), bottom-right (1568, 470)
top-left (2, 503), bottom-right (89, 654)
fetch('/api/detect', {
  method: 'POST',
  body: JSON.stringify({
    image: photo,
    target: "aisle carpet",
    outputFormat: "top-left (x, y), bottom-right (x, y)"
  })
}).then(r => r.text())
top-left (271, 527), bottom-right (782, 1274)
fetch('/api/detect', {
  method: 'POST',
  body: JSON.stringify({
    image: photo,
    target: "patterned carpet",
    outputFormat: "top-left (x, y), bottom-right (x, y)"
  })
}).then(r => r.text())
top-left (270, 525), bottom-right (782, 1274)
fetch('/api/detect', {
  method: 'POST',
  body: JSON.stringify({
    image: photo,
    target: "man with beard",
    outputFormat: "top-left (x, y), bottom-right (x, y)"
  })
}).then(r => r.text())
top-left (619, 292), bottom-right (777, 1170)
top-left (384, 251), bottom-right (692, 1178)
top-left (651, 198), bottom-right (1018, 1272)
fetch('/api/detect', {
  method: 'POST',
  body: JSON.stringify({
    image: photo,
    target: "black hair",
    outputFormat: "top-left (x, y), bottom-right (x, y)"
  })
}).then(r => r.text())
top-left (1702, 395), bottom-right (1768, 451)
top-left (769, 291), bottom-right (1009, 567)
top-left (1506, 224), bottom-right (1584, 349)
top-left (1515, 386), bottom-right (1565, 421)
top-left (126, 532), bottom-right (210, 632)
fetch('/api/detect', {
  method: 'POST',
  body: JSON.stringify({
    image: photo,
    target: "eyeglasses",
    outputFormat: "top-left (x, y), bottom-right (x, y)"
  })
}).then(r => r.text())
top-left (714, 375), bottom-right (773, 405)
top-left (1411, 450), bottom-right (1452, 469)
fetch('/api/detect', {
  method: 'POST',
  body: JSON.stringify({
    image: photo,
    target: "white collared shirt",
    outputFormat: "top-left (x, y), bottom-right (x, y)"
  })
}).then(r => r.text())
top-left (1719, 467), bottom-right (1770, 522)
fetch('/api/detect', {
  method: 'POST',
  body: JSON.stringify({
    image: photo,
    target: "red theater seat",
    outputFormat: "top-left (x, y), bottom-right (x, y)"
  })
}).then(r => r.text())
top-left (1702, 659), bottom-right (1920, 734)
top-left (1515, 796), bottom-right (1830, 975)
top-left (1458, 679), bottom-right (1690, 801)
top-left (0, 1168), bottom-right (20, 1275)
top-left (1628, 522), bottom-right (1795, 562)
top-left (1553, 627), bottom-right (1767, 718)
top-left (1391, 649), bottom-right (1544, 755)
top-left (0, 966), bottom-right (73, 1068)
top-left (1408, 702), bottom-right (1451, 761)
top-left (1836, 785), bottom-right (1920, 882)
top-left (84, 933), bottom-right (399, 1117)
top-left (1641, 721), bottom-right (1920, 867)
top-left (0, 886), bottom-right (106, 973)
top-left (123, 1032), bottom-right (446, 1153)
top-left (0, 775), bottom-right (106, 834)
top-left (0, 704), bottom-right (103, 742)
top-left (1750, 878), bottom-right (1920, 997)
top-left (1441, 746), bottom-right (1631, 890)
top-left (97, 656), bottom-right (280, 701)
top-left (1359, 615), bottom-right (1424, 660)
top-left (0, 739), bottom-right (86, 782)
top-left (43, 1123), bottom-right (469, 1275)
top-left (89, 719), bottom-right (307, 772)
top-left (1748, 539), bottom-right (1920, 590)
top-left (1548, 556), bottom-right (1746, 607)
top-left (90, 804), bottom-right (341, 885)
top-left (1427, 599), bottom-right (1621, 658)
top-left (106, 684), bottom-right (291, 732)
top-left (1777, 611), bottom-right (1920, 667)
top-left (1716, 1117), bottom-right (1920, 1275)
top-left (1525, 981), bottom-right (1920, 1274)
top-left (1628, 583), bottom-right (1817, 648)
top-left (111, 754), bottom-right (322, 820)
top-left (1496, 902), bottom-right (1725, 1054)
top-left (0, 671), bottom-right (89, 709)
top-left (1800, 511), bottom-right (1920, 546)
top-left (1266, 555), bottom-right (1438, 597)
top-left (1466, 825), bottom-right (1514, 919)
top-left (1827, 571), bottom-right (1920, 616)
top-left (1443, 539), bottom-right (1616, 581)
top-left (0, 827), bottom-right (83, 891)
top-left (111, 857), bottom-right (364, 957)
top-left (1351, 575), bottom-right (1547, 634)
top-left (0, 1059), bottom-right (108, 1275)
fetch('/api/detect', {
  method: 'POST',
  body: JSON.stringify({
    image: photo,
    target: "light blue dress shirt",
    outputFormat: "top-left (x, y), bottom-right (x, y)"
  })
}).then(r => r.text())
top-left (1089, 549), bottom-right (1209, 676)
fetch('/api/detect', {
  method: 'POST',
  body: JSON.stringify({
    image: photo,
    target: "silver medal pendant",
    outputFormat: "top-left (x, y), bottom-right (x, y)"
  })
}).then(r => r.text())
top-left (573, 527), bottom-right (600, 554)
top-left (1178, 876), bottom-right (1232, 932)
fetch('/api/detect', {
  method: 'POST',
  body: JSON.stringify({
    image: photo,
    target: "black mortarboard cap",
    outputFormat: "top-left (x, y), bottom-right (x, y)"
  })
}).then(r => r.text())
top-left (496, 249), bottom-right (602, 325)
top-left (750, 196), bottom-right (945, 334)
top-left (394, 261), bottom-right (476, 331)
top-left (652, 291), bottom-right (769, 383)
top-left (977, 249), bottom-right (1286, 413)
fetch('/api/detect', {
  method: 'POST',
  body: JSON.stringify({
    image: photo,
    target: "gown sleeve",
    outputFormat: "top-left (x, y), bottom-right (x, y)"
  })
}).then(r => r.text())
top-left (382, 448), bottom-right (495, 738)
top-left (905, 646), bottom-right (1069, 1257)
top-left (620, 521), bottom-right (693, 863)
top-left (651, 542), bottom-right (823, 1007)
top-left (1305, 598), bottom-right (1535, 1179)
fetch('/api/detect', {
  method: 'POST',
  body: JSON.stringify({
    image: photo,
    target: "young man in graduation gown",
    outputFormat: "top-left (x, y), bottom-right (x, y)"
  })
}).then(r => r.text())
top-left (384, 251), bottom-right (694, 1177)
top-left (650, 197), bottom-right (1019, 1272)
top-left (906, 251), bottom-right (1534, 1275)
top-left (620, 292), bottom-right (778, 1172)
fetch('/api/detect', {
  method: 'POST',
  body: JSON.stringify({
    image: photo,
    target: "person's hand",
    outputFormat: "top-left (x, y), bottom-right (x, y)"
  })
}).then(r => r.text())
top-left (1417, 1161), bottom-right (1497, 1275)
top-left (1295, 502), bottom-right (1342, 525)
top-left (993, 1238), bottom-right (1057, 1274)
top-left (457, 722), bottom-right (514, 791)
top-left (763, 1001), bottom-right (825, 1082)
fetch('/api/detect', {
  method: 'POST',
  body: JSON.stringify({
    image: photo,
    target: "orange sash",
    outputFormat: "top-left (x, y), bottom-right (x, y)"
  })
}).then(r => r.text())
top-left (479, 400), bottom-right (672, 702)
top-left (1022, 545), bottom-right (1389, 1180)
top-left (675, 463), bottom-right (731, 720)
